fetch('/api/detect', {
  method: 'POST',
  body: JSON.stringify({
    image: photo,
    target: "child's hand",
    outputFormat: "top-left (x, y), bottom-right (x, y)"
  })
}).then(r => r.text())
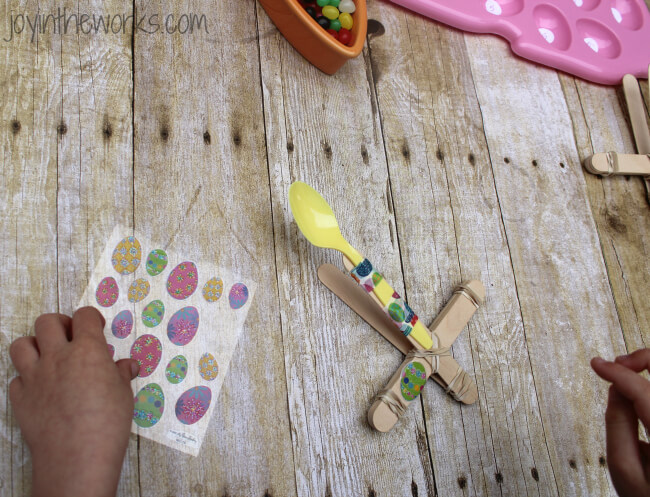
top-left (592, 350), bottom-right (650, 497)
top-left (9, 307), bottom-right (139, 497)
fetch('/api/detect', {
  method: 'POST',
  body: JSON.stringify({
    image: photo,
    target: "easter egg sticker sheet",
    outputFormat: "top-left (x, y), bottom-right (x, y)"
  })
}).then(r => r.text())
top-left (78, 227), bottom-right (256, 456)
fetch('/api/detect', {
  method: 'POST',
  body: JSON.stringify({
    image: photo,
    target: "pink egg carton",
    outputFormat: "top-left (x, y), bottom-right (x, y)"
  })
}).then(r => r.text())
top-left (388, 0), bottom-right (650, 85)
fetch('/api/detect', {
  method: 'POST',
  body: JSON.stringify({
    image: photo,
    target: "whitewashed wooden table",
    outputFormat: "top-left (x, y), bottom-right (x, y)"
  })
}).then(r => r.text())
top-left (2, 0), bottom-right (649, 495)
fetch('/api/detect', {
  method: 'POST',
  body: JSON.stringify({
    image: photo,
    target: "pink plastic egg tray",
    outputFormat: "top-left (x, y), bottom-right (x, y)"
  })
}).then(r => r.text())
top-left (388, 0), bottom-right (650, 85)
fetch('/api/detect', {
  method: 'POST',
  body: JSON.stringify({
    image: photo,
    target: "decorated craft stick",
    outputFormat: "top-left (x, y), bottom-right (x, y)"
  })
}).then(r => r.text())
top-left (584, 152), bottom-right (650, 177)
top-left (367, 281), bottom-right (483, 432)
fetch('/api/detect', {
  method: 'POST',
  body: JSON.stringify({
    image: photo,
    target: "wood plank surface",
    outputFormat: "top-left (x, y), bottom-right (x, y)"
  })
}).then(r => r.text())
top-left (1, 0), bottom-right (649, 495)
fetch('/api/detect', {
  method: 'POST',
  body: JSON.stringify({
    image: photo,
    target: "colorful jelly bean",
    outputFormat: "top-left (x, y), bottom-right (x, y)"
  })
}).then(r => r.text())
top-left (317, 16), bottom-right (330, 29)
top-left (329, 0), bottom-right (341, 6)
top-left (305, 6), bottom-right (316, 18)
top-left (329, 18), bottom-right (341, 31)
top-left (339, 0), bottom-right (356, 13)
top-left (339, 12), bottom-right (353, 30)
top-left (322, 5), bottom-right (339, 19)
top-left (327, 28), bottom-right (338, 39)
top-left (338, 28), bottom-right (352, 45)
top-left (317, 0), bottom-right (329, 6)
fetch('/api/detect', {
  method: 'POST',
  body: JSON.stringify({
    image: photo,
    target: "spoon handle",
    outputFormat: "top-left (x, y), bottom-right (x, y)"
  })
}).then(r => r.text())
top-left (350, 259), bottom-right (433, 350)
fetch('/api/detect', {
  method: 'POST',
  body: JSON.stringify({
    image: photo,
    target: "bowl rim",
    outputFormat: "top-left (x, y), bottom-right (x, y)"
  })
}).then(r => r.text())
top-left (286, 0), bottom-right (367, 57)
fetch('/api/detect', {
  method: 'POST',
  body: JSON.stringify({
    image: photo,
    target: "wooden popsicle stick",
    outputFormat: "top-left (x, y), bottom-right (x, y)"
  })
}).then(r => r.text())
top-left (317, 260), bottom-right (480, 403)
top-left (623, 74), bottom-right (650, 155)
top-left (584, 152), bottom-right (650, 177)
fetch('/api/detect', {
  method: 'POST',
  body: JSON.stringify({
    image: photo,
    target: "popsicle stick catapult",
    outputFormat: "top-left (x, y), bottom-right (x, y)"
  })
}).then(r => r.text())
top-left (288, 181), bottom-right (484, 432)
top-left (318, 257), bottom-right (484, 432)
top-left (584, 68), bottom-right (650, 183)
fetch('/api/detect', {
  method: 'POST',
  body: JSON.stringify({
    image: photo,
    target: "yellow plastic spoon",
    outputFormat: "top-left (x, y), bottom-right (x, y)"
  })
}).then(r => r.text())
top-left (289, 181), bottom-right (433, 350)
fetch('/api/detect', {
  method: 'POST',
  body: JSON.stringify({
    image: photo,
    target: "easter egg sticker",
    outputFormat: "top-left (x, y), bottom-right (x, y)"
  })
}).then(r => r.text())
top-left (107, 344), bottom-right (115, 359)
top-left (146, 249), bottom-right (168, 277)
top-left (111, 310), bottom-right (134, 339)
top-left (133, 383), bottom-right (165, 428)
top-left (130, 334), bottom-right (163, 378)
top-left (167, 261), bottom-right (198, 300)
top-left (142, 300), bottom-right (165, 328)
top-left (111, 236), bottom-right (141, 275)
top-left (96, 277), bottom-right (119, 308)
top-left (388, 302), bottom-right (406, 323)
top-left (128, 278), bottom-right (150, 303)
top-left (165, 355), bottom-right (188, 384)
top-left (167, 307), bottom-right (200, 346)
top-left (400, 361), bottom-right (427, 401)
top-left (175, 386), bottom-right (212, 425)
top-left (198, 353), bottom-right (219, 381)
top-left (202, 277), bottom-right (224, 303)
top-left (228, 283), bottom-right (249, 309)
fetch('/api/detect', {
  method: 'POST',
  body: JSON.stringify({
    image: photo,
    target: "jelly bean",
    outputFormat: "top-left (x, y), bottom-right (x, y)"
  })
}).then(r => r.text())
top-left (328, 0), bottom-right (341, 6)
top-left (316, 16), bottom-right (330, 29)
top-left (338, 28), bottom-right (352, 45)
top-left (305, 6), bottom-right (317, 18)
top-left (322, 5), bottom-right (339, 19)
top-left (326, 28), bottom-right (339, 39)
top-left (339, 0), bottom-right (356, 13)
top-left (317, 0), bottom-right (329, 6)
top-left (339, 12), bottom-right (353, 30)
top-left (329, 18), bottom-right (341, 31)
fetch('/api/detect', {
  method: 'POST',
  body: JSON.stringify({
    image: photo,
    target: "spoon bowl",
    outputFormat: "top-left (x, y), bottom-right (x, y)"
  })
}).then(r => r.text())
top-left (289, 182), bottom-right (363, 265)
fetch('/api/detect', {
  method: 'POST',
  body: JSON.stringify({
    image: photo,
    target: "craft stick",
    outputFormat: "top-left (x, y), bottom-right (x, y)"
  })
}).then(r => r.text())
top-left (584, 152), bottom-right (650, 176)
top-left (623, 74), bottom-right (650, 155)
top-left (317, 260), bottom-right (480, 404)
top-left (367, 281), bottom-right (483, 432)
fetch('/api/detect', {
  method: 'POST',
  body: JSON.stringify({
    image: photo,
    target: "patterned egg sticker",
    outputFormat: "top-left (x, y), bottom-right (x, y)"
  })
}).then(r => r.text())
top-left (142, 300), bottom-right (165, 328)
top-left (167, 261), bottom-right (199, 300)
top-left (107, 344), bottom-right (115, 359)
top-left (128, 278), bottom-right (150, 303)
top-left (111, 236), bottom-right (142, 275)
top-left (202, 277), bottom-right (224, 303)
top-left (228, 283), bottom-right (249, 310)
top-left (198, 353), bottom-right (219, 381)
top-left (388, 302), bottom-right (406, 323)
top-left (175, 386), bottom-right (212, 425)
top-left (130, 334), bottom-right (163, 378)
top-left (167, 307), bottom-right (200, 346)
top-left (133, 383), bottom-right (165, 428)
top-left (95, 277), bottom-right (119, 308)
top-left (165, 355), bottom-right (188, 384)
top-left (111, 310), bottom-right (134, 339)
top-left (400, 361), bottom-right (428, 401)
top-left (146, 249), bottom-right (168, 277)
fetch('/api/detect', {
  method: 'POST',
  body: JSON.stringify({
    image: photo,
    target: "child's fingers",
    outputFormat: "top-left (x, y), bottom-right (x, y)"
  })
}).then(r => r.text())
top-left (592, 358), bottom-right (650, 428)
top-left (34, 313), bottom-right (72, 351)
top-left (71, 306), bottom-right (106, 341)
top-left (115, 358), bottom-right (140, 383)
top-left (9, 336), bottom-right (39, 374)
top-left (605, 386), bottom-right (646, 495)
top-left (615, 349), bottom-right (650, 373)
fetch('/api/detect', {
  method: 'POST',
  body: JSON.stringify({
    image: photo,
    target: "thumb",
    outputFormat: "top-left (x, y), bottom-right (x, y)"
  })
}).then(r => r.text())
top-left (116, 358), bottom-right (140, 382)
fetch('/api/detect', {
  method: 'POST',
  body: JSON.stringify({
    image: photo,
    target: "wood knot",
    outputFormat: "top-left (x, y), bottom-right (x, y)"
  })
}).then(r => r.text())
top-left (232, 132), bottom-right (241, 146)
top-left (531, 467), bottom-right (539, 481)
top-left (457, 476), bottom-right (467, 488)
top-left (11, 120), bottom-right (21, 134)
top-left (503, 157), bottom-right (510, 164)
top-left (436, 149), bottom-right (444, 161)
top-left (286, 142), bottom-right (294, 152)
top-left (57, 121), bottom-right (68, 135)
top-left (160, 126), bottom-right (170, 142)
top-left (203, 131), bottom-right (211, 145)
top-left (495, 472), bottom-right (504, 483)
top-left (367, 19), bottom-right (385, 36)
top-left (103, 122), bottom-right (112, 139)
top-left (468, 152), bottom-right (476, 165)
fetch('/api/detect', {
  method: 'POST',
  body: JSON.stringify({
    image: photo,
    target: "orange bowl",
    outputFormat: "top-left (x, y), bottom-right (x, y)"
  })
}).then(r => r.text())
top-left (259, 0), bottom-right (367, 74)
